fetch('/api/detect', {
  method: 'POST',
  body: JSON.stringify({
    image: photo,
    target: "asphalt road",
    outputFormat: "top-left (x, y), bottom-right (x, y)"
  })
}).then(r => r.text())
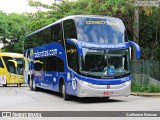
top-left (0, 84), bottom-right (159, 111)
top-left (0, 84), bottom-right (160, 120)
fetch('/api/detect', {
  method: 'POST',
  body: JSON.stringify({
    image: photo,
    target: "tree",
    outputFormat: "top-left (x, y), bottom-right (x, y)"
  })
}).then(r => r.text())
top-left (139, 7), bottom-right (160, 60)
top-left (0, 11), bottom-right (9, 46)
top-left (0, 11), bottom-right (28, 53)
top-left (0, 0), bottom-right (160, 60)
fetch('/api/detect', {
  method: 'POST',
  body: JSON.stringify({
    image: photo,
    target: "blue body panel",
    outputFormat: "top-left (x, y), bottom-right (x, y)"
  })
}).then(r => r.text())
top-left (129, 41), bottom-right (141, 59)
top-left (24, 15), bottom-right (141, 97)
top-left (24, 39), bottom-right (140, 97)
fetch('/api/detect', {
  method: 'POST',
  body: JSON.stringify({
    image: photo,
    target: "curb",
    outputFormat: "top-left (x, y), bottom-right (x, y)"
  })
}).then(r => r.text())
top-left (131, 92), bottom-right (160, 98)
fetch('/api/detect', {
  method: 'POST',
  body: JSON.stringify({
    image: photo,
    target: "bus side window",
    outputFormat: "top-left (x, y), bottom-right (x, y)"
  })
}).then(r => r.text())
top-left (63, 19), bottom-right (77, 40)
top-left (56, 57), bottom-right (64, 72)
top-left (34, 62), bottom-right (43, 71)
top-left (34, 59), bottom-right (44, 71)
top-left (44, 57), bottom-right (56, 71)
top-left (2, 57), bottom-right (12, 70)
top-left (51, 23), bottom-right (63, 45)
top-left (7, 62), bottom-right (16, 74)
top-left (0, 57), bottom-right (4, 68)
top-left (66, 42), bottom-right (78, 72)
top-left (44, 56), bottom-right (64, 72)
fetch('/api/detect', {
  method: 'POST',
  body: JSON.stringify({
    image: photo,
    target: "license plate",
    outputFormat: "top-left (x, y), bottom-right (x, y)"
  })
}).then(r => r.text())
top-left (104, 92), bottom-right (113, 95)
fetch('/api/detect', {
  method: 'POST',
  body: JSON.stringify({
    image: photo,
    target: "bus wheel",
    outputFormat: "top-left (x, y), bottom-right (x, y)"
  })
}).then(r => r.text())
top-left (17, 84), bottom-right (21, 87)
top-left (62, 82), bottom-right (70, 100)
top-left (102, 97), bottom-right (110, 100)
top-left (30, 78), bottom-right (38, 91)
top-left (3, 84), bottom-right (7, 87)
top-left (29, 79), bottom-right (33, 90)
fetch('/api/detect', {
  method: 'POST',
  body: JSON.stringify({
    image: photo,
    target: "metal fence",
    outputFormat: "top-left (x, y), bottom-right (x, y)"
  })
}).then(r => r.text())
top-left (130, 60), bottom-right (160, 85)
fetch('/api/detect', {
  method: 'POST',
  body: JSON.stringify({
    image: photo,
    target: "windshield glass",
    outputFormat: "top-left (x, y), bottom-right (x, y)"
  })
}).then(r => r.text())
top-left (2, 57), bottom-right (24, 75)
top-left (79, 49), bottom-right (130, 79)
top-left (13, 58), bottom-right (24, 75)
top-left (75, 17), bottom-right (127, 44)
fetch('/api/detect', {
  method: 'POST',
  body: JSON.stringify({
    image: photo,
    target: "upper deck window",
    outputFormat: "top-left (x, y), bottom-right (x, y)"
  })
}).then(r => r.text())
top-left (75, 17), bottom-right (127, 44)
top-left (63, 19), bottom-right (77, 40)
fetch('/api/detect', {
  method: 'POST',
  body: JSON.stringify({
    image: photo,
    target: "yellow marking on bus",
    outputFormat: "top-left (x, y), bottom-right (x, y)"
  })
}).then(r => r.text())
top-left (86, 21), bottom-right (120, 26)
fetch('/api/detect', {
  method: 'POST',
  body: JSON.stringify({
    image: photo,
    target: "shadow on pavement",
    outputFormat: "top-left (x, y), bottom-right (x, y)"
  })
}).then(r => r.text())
top-left (0, 84), bottom-right (125, 103)
top-left (0, 84), bottom-right (29, 87)
top-left (35, 88), bottom-right (125, 104)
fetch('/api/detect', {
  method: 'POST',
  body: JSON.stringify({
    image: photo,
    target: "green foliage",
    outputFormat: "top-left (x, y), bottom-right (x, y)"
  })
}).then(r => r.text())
top-left (0, 11), bottom-right (9, 39)
top-left (132, 82), bottom-right (160, 93)
top-left (0, 0), bottom-right (160, 59)
top-left (87, 0), bottom-right (133, 16)
top-left (139, 7), bottom-right (160, 60)
top-left (0, 11), bottom-right (28, 53)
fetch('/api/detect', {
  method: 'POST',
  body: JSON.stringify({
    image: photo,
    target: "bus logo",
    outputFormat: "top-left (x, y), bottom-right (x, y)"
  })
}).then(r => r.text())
top-left (107, 85), bottom-right (110, 89)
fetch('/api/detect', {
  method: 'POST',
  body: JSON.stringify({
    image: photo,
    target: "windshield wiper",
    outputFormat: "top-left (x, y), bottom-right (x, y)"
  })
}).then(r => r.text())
top-left (101, 72), bottom-right (130, 79)
top-left (83, 66), bottom-right (104, 76)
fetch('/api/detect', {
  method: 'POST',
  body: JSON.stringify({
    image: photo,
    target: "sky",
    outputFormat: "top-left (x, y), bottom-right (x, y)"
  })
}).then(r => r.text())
top-left (0, 0), bottom-right (55, 14)
top-left (0, 0), bottom-right (56, 48)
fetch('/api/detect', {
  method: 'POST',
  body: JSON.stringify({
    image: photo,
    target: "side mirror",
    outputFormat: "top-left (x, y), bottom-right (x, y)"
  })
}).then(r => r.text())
top-left (34, 61), bottom-right (44, 71)
top-left (129, 41), bottom-right (141, 60)
top-left (8, 60), bottom-right (18, 74)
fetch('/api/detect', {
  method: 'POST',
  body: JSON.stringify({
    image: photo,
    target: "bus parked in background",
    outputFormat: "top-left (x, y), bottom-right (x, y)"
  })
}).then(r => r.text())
top-left (24, 15), bottom-right (140, 100)
top-left (0, 53), bottom-right (25, 87)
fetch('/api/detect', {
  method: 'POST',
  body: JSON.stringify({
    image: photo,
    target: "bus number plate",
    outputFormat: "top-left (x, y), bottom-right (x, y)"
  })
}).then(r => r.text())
top-left (104, 92), bottom-right (113, 95)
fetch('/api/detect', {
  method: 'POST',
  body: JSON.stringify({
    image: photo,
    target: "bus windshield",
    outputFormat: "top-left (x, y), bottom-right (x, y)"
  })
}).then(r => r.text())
top-left (13, 58), bottom-right (24, 75)
top-left (2, 56), bottom-right (24, 75)
top-left (75, 17), bottom-right (127, 44)
top-left (79, 49), bottom-right (130, 79)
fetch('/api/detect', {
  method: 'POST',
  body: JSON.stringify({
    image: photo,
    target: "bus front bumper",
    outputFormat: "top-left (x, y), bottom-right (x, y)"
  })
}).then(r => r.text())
top-left (76, 80), bottom-right (131, 98)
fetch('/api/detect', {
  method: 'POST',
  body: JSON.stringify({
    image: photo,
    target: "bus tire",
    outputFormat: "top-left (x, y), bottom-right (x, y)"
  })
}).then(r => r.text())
top-left (3, 84), bottom-right (7, 87)
top-left (102, 97), bottom-right (110, 100)
top-left (62, 82), bottom-right (70, 101)
top-left (17, 83), bottom-right (22, 87)
top-left (28, 75), bottom-right (30, 86)
top-left (30, 78), bottom-right (38, 91)
top-left (29, 78), bottom-right (33, 90)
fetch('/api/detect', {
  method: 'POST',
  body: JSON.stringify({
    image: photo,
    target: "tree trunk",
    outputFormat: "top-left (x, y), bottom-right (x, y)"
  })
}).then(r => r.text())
top-left (133, 7), bottom-right (139, 60)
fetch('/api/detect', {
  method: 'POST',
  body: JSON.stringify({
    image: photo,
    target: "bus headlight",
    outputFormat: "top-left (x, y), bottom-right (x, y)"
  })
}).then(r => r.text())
top-left (124, 81), bottom-right (131, 86)
top-left (75, 78), bottom-right (93, 87)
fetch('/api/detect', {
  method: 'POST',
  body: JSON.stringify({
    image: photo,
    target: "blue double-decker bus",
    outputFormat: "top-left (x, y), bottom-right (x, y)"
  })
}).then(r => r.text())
top-left (24, 15), bottom-right (140, 100)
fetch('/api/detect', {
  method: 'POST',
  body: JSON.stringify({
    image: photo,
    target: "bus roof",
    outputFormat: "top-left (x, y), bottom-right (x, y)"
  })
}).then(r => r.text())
top-left (25, 15), bottom-right (120, 38)
top-left (0, 52), bottom-right (23, 58)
